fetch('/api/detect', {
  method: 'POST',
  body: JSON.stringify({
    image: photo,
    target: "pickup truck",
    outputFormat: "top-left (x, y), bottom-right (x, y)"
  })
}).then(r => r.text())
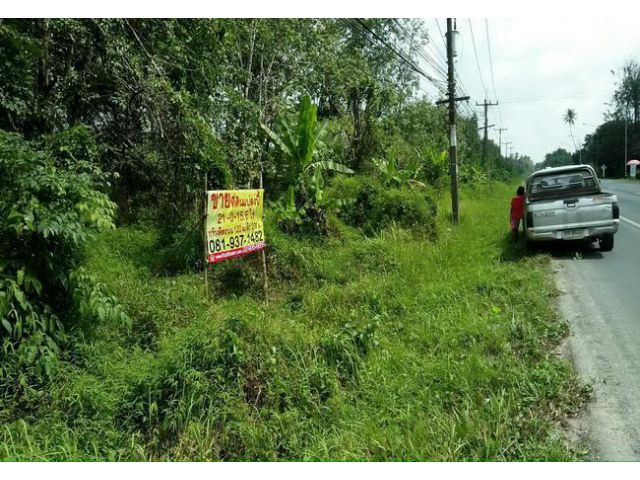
top-left (524, 164), bottom-right (619, 251)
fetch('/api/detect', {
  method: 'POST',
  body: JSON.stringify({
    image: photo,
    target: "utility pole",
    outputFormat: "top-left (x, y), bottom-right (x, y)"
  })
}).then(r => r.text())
top-left (583, 123), bottom-right (599, 168)
top-left (504, 141), bottom-right (513, 158)
top-left (446, 18), bottom-right (459, 224)
top-left (497, 127), bottom-right (507, 158)
top-left (625, 108), bottom-right (628, 177)
top-left (476, 99), bottom-right (499, 179)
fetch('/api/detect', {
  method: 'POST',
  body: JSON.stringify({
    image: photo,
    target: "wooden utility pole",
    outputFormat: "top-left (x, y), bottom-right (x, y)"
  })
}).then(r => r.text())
top-left (504, 141), bottom-right (513, 158)
top-left (497, 127), bottom-right (507, 158)
top-left (476, 99), bottom-right (499, 178)
top-left (446, 18), bottom-right (459, 224)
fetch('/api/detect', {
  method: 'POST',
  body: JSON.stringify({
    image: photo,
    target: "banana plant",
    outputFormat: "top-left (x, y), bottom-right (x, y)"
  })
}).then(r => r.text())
top-left (271, 186), bottom-right (303, 226)
top-left (261, 95), bottom-right (354, 234)
top-left (260, 95), bottom-right (353, 190)
top-left (372, 156), bottom-right (425, 189)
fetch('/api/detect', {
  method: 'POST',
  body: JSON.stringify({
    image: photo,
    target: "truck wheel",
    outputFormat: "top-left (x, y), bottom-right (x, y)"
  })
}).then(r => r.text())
top-left (600, 233), bottom-right (614, 252)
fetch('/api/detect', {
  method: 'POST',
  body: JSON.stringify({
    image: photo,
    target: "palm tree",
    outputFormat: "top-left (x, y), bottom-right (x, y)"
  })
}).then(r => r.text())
top-left (564, 108), bottom-right (578, 158)
top-left (564, 108), bottom-right (578, 150)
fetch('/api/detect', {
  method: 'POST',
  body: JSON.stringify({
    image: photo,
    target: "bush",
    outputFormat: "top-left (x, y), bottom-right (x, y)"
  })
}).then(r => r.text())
top-left (0, 129), bottom-right (124, 398)
top-left (329, 176), bottom-right (438, 238)
top-left (459, 164), bottom-right (489, 185)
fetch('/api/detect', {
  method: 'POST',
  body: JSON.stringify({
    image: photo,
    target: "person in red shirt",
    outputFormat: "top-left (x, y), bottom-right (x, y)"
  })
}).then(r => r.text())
top-left (510, 186), bottom-right (526, 242)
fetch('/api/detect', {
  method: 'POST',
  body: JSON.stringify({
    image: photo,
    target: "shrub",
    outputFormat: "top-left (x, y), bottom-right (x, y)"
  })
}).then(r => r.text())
top-left (421, 148), bottom-right (449, 188)
top-left (0, 129), bottom-right (123, 398)
top-left (261, 95), bottom-right (353, 236)
top-left (329, 176), bottom-right (438, 238)
top-left (459, 163), bottom-right (489, 185)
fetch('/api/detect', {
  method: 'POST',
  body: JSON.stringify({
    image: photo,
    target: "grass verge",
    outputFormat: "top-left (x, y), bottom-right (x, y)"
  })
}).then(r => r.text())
top-left (0, 182), bottom-right (588, 460)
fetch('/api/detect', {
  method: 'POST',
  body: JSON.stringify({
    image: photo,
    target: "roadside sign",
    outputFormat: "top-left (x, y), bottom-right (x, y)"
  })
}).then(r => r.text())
top-left (205, 189), bottom-right (266, 264)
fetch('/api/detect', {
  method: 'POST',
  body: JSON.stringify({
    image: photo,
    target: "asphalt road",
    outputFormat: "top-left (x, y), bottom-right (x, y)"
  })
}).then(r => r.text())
top-left (554, 179), bottom-right (640, 460)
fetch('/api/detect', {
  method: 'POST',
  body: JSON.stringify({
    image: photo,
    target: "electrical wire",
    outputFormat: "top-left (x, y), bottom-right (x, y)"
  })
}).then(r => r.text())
top-left (434, 19), bottom-right (448, 58)
top-left (484, 19), bottom-right (503, 126)
top-left (389, 19), bottom-right (451, 100)
top-left (397, 25), bottom-right (449, 82)
top-left (351, 18), bottom-right (447, 93)
top-left (364, 18), bottom-right (477, 119)
top-left (336, 19), bottom-right (441, 102)
top-left (467, 19), bottom-right (487, 99)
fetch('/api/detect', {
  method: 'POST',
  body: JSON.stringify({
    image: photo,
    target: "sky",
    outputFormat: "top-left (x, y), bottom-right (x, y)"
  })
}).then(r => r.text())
top-left (417, 17), bottom-right (640, 164)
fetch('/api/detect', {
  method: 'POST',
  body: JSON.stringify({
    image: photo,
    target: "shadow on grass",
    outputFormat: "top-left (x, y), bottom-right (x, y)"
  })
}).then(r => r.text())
top-left (499, 231), bottom-right (604, 263)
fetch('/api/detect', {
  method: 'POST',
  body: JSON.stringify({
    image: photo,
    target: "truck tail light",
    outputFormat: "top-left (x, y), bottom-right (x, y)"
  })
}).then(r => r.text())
top-left (526, 212), bottom-right (533, 228)
top-left (613, 202), bottom-right (619, 219)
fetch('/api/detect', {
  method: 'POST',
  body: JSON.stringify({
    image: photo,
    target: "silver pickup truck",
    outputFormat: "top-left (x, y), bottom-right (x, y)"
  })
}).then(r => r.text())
top-left (524, 165), bottom-right (619, 251)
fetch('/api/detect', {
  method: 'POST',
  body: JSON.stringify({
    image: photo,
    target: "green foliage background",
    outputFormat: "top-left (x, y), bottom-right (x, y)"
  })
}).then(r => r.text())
top-left (0, 19), bottom-right (565, 461)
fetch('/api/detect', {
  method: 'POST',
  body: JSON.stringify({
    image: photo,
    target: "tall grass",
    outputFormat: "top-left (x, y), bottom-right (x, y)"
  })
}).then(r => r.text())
top-left (0, 183), bottom-right (588, 461)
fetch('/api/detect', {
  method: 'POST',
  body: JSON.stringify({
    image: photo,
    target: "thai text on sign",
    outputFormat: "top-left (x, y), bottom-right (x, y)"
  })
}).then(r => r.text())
top-left (206, 189), bottom-right (266, 264)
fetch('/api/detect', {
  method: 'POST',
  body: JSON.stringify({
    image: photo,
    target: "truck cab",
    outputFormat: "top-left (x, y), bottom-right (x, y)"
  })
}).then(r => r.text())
top-left (524, 165), bottom-right (619, 251)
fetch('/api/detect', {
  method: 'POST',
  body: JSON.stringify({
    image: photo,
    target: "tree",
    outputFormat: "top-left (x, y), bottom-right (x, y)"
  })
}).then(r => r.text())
top-left (0, 18), bottom-right (516, 252)
top-left (580, 120), bottom-right (635, 178)
top-left (564, 108), bottom-right (577, 153)
top-left (0, 128), bottom-right (126, 394)
top-left (612, 60), bottom-right (640, 127)
top-left (537, 148), bottom-right (574, 169)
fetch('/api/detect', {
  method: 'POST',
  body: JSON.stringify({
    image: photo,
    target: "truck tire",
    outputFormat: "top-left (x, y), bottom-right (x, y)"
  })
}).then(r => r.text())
top-left (600, 233), bottom-right (614, 252)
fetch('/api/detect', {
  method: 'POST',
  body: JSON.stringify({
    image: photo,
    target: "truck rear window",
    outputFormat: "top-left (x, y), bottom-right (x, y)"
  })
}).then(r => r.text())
top-left (528, 169), bottom-right (599, 200)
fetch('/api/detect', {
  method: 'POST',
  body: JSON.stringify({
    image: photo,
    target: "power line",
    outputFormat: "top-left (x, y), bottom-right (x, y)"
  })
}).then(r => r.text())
top-left (423, 18), bottom-right (475, 118)
top-left (435, 19), bottom-right (447, 57)
top-left (484, 19), bottom-right (503, 126)
top-left (351, 19), bottom-right (447, 92)
top-left (467, 19), bottom-right (487, 98)
top-left (383, 19), bottom-right (476, 119)
top-left (391, 19), bottom-right (449, 84)
top-left (424, 23), bottom-right (449, 74)
top-left (337, 19), bottom-right (447, 103)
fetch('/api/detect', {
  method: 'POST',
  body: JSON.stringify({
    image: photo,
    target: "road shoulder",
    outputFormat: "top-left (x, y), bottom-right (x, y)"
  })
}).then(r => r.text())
top-left (554, 258), bottom-right (640, 461)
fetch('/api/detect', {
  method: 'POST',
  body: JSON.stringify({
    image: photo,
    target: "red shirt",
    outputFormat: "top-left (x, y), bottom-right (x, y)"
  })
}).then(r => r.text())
top-left (511, 195), bottom-right (525, 220)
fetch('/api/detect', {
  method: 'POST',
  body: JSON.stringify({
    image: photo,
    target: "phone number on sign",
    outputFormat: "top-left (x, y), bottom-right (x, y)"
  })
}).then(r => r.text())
top-left (209, 230), bottom-right (264, 253)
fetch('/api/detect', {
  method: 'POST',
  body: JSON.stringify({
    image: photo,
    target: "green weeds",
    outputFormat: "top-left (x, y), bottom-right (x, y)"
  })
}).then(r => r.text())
top-left (0, 183), bottom-right (588, 460)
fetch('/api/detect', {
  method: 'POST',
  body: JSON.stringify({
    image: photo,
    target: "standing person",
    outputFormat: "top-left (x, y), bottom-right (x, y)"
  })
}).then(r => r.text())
top-left (510, 186), bottom-right (526, 242)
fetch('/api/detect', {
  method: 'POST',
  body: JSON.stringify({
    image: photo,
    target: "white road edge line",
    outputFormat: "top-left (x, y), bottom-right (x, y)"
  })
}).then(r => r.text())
top-left (620, 216), bottom-right (640, 229)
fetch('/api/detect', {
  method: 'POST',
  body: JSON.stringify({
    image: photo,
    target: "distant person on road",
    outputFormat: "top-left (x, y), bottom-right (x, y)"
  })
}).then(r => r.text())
top-left (510, 186), bottom-right (526, 242)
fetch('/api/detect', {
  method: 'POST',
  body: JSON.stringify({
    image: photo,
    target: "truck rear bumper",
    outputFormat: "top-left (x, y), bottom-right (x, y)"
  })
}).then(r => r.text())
top-left (526, 221), bottom-right (619, 242)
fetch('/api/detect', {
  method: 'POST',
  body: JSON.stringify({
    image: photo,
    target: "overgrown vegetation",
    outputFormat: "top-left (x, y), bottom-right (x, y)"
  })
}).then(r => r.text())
top-left (0, 184), bottom-right (587, 460)
top-left (0, 129), bottom-right (127, 402)
top-left (329, 175), bottom-right (438, 238)
top-left (0, 18), bottom-right (575, 461)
